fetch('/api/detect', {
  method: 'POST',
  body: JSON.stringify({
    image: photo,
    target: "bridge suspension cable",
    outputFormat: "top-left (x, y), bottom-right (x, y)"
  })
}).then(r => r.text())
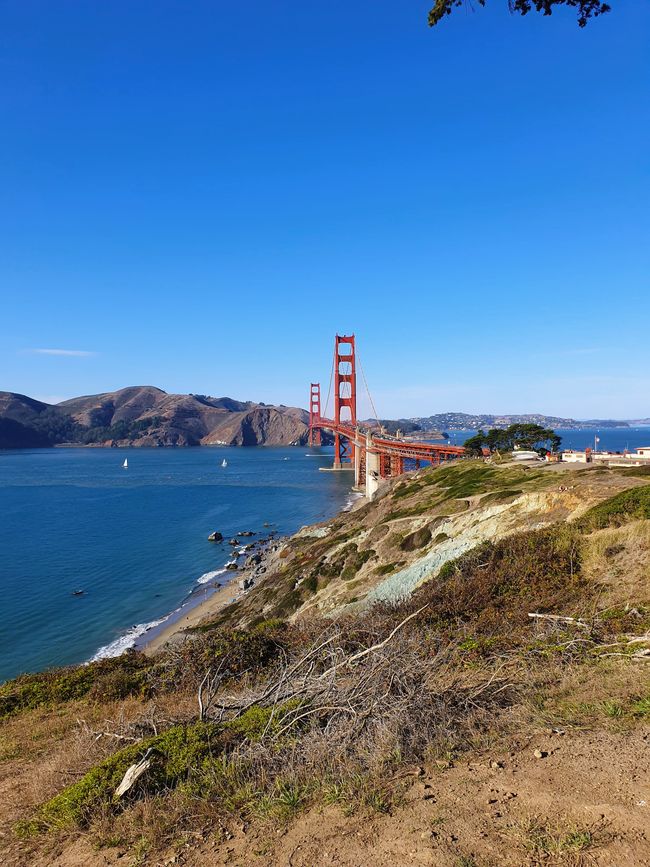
top-left (322, 345), bottom-right (335, 420)
top-left (357, 348), bottom-right (380, 428)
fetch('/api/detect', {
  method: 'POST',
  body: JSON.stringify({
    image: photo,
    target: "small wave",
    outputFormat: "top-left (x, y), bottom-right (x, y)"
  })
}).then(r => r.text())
top-left (343, 492), bottom-right (364, 512)
top-left (90, 619), bottom-right (164, 661)
top-left (196, 568), bottom-right (227, 585)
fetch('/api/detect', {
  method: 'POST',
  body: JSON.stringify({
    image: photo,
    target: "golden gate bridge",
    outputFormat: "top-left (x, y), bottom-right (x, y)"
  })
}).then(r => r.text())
top-left (308, 334), bottom-right (466, 499)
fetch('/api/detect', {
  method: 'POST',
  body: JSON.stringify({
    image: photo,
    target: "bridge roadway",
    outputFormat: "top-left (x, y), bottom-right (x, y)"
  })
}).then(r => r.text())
top-left (313, 416), bottom-right (466, 499)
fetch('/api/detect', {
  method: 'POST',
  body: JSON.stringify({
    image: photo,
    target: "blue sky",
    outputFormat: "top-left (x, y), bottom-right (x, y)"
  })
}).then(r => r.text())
top-left (1, 1), bottom-right (649, 419)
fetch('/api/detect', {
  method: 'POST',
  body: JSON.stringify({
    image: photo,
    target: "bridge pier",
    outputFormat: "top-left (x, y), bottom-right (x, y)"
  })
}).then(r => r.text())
top-left (354, 434), bottom-right (362, 488)
top-left (365, 431), bottom-right (381, 501)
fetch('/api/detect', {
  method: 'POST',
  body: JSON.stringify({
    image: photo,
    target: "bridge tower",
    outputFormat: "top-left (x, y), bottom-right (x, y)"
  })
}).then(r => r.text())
top-left (308, 383), bottom-right (322, 447)
top-left (333, 334), bottom-right (357, 469)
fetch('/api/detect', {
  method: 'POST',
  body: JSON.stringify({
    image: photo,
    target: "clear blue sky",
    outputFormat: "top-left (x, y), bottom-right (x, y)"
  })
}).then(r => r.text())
top-left (1, 1), bottom-right (649, 419)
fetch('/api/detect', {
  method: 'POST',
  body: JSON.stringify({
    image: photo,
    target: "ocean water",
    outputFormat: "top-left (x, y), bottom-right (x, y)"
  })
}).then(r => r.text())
top-left (445, 427), bottom-right (650, 452)
top-left (0, 446), bottom-right (353, 684)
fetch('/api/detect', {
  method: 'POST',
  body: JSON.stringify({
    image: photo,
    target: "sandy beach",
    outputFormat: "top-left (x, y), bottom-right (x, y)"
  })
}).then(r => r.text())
top-left (142, 536), bottom-right (284, 655)
top-left (142, 579), bottom-right (241, 655)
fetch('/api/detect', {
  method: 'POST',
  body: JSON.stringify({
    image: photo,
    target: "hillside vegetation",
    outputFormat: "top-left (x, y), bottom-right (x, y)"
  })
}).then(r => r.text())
top-left (1, 460), bottom-right (648, 866)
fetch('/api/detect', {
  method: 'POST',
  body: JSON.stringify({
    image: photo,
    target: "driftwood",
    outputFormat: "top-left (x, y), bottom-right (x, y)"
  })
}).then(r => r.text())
top-left (528, 613), bottom-right (591, 629)
top-left (114, 748), bottom-right (153, 799)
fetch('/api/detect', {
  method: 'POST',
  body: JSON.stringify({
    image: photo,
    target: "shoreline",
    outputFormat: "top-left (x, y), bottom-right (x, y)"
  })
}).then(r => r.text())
top-left (140, 578), bottom-right (243, 655)
top-left (139, 492), bottom-right (366, 656)
top-left (139, 534), bottom-right (283, 656)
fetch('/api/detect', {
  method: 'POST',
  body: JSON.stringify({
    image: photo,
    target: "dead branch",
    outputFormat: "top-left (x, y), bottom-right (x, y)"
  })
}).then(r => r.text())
top-left (528, 613), bottom-right (591, 629)
top-left (114, 748), bottom-right (153, 799)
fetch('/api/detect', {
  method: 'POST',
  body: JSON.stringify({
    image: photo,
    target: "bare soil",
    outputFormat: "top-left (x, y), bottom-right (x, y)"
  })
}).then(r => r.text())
top-left (3, 725), bottom-right (648, 867)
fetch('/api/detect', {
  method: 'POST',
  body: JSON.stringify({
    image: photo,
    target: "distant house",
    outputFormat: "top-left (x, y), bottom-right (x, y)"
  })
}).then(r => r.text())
top-left (560, 446), bottom-right (650, 466)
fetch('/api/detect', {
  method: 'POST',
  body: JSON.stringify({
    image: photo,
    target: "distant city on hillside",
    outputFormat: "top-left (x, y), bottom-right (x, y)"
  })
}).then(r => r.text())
top-left (367, 413), bottom-right (650, 435)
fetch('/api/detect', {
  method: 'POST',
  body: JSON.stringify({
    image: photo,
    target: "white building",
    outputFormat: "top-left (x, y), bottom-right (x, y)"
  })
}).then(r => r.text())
top-left (561, 446), bottom-right (650, 466)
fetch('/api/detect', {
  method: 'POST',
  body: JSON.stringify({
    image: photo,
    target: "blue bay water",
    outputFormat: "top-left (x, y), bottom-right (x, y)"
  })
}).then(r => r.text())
top-left (0, 446), bottom-right (352, 684)
top-left (445, 427), bottom-right (650, 452)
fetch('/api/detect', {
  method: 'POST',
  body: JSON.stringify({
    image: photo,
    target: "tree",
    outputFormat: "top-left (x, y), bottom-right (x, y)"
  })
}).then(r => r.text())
top-left (464, 423), bottom-right (561, 456)
top-left (428, 0), bottom-right (611, 28)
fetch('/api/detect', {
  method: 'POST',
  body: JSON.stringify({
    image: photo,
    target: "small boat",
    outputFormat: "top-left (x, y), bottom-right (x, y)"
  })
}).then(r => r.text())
top-left (221, 458), bottom-right (228, 467)
top-left (123, 458), bottom-right (128, 469)
top-left (72, 589), bottom-right (85, 597)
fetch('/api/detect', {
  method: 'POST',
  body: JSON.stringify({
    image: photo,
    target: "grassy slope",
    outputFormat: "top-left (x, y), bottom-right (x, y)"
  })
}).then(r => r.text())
top-left (1, 460), bottom-right (649, 866)
top-left (209, 461), bottom-right (648, 628)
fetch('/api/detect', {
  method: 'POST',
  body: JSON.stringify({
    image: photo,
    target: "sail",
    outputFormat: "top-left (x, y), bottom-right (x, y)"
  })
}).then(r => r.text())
top-left (221, 458), bottom-right (227, 467)
top-left (123, 459), bottom-right (128, 468)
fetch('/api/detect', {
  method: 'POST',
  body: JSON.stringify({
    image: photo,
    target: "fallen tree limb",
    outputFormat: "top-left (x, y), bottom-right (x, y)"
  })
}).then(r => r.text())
top-left (114, 748), bottom-right (153, 799)
top-left (528, 613), bottom-right (591, 629)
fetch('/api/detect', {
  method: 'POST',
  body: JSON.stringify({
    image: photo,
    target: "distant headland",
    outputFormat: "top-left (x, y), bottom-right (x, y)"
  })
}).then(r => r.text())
top-left (0, 386), bottom-right (327, 449)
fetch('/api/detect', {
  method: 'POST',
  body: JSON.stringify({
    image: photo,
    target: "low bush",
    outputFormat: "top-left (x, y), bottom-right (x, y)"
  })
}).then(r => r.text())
top-left (400, 526), bottom-right (432, 551)
top-left (410, 525), bottom-right (585, 635)
top-left (0, 653), bottom-right (151, 718)
top-left (578, 485), bottom-right (650, 531)
top-left (34, 721), bottom-right (221, 830)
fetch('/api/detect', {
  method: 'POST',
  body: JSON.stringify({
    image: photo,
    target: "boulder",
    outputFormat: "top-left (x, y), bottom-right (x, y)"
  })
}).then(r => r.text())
top-left (208, 531), bottom-right (223, 542)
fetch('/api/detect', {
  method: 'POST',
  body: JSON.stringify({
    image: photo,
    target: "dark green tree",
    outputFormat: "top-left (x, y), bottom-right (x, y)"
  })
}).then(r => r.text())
top-left (429, 0), bottom-right (611, 28)
top-left (464, 423), bottom-right (561, 456)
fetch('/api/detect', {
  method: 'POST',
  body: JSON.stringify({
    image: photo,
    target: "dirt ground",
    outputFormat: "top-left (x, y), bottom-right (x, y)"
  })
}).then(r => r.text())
top-left (4, 726), bottom-right (648, 867)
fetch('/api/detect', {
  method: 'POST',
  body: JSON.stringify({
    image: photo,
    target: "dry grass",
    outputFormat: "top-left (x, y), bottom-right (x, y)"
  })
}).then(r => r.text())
top-left (508, 814), bottom-right (606, 865)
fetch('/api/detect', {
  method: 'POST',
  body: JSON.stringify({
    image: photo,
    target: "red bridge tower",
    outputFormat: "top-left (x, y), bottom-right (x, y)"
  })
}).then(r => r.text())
top-left (308, 383), bottom-right (322, 447)
top-left (333, 334), bottom-right (357, 469)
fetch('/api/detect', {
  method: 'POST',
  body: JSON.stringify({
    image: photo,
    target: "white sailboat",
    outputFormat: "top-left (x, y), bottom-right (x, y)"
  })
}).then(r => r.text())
top-left (221, 458), bottom-right (228, 468)
top-left (123, 458), bottom-right (128, 469)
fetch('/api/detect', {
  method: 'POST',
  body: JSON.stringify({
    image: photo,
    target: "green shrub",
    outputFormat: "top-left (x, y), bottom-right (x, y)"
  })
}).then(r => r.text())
top-left (414, 525), bottom-right (584, 634)
top-left (166, 621), bottom-right (289, 689)
top-left (400, 526), bottom-right (432, 552)
top-left (37, 722), bottom-right (221, 829)
top-left (373, 562), bottom-right (404, 576)
top-left (479, 489), bottom-right (523, 506)
top-left (225, 699), bottom-right (304, 742)
top-left (578, 486), bottom-right (650, 531)
top-left (0, 653), bottom-right (151, 718)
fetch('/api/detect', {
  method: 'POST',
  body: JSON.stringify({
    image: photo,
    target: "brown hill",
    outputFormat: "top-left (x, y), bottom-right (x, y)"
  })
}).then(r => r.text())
top-left (0, 392), bottom-right (73, 449)
top-left (0, 386), bottom-right (319, 448)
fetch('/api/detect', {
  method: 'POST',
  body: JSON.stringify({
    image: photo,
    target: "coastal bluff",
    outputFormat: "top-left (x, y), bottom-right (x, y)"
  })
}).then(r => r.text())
top-left (0, 386), bottom-right (324, 449)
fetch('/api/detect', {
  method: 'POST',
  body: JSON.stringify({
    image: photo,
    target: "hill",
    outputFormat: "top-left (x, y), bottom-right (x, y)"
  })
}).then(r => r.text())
top-left (380, 412), bottom-right (632, 431)
top-left (0, 387), bottom-right (322, 449)
top-left (1, 459), bottom-right (648, 865)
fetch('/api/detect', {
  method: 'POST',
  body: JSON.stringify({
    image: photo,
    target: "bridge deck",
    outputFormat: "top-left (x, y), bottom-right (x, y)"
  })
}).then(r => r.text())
top-left (313, 418), bottom-right (465, 461)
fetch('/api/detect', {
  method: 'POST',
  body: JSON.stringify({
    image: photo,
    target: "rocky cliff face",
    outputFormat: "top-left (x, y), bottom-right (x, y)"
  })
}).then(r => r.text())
top-left (213, 459), bottom-right (649, 629)
top-left (0, 386), bottom-right (321, 448)
top-left (202, 406), bottom-right (310, 446)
